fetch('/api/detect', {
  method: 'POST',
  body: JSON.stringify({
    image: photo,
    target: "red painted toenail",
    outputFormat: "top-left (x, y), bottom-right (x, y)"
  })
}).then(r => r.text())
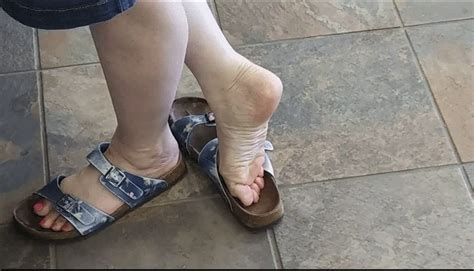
top-left (33, 202), bottom-right (44, 212)
top-left (39, 218), bottom-right (46, 226)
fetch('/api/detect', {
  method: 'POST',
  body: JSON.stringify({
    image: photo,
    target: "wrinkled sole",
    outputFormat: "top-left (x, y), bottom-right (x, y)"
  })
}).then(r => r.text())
top-left (170, 97), bottom-right (284, 229)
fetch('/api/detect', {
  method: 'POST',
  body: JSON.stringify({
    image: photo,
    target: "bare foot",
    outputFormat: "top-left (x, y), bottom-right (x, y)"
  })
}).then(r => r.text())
top-left (32, 128), bottom-right (180, 232)
top-left (203, 55), bottom-right (282, 206)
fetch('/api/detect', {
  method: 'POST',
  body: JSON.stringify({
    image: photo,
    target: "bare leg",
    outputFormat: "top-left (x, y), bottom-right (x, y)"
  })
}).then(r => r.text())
top-left (33, 0), bottom-right (188, 231)
top-left (183, 1), bottom-right (282, 206)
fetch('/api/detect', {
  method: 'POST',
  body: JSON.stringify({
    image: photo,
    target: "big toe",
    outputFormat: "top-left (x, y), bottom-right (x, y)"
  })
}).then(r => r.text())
top-left (33, 199), bottom-right (53, 216)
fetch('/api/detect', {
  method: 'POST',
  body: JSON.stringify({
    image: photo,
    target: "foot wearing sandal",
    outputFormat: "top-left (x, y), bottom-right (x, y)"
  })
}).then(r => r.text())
top-left (170, 96), bottom-right (283, 229)
top-left (34, 130), bottom-right (179, 232)
top-left (202, 55), bottom-right (283, 207)
top-left (14, 127), bottom-right (185, 239)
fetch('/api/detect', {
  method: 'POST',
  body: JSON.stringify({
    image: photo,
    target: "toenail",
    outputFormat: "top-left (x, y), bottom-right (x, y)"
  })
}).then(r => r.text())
top-left (33, 202), bottom-right (43, 212)
top-left (39, 218), bottom-right (46, 226)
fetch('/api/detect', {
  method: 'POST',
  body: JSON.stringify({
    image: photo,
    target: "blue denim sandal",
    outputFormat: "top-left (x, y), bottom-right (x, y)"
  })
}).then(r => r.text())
top-left (169, 97), bottom-right (284, 229)
top-left (13, 143), bottom-right (186, 240)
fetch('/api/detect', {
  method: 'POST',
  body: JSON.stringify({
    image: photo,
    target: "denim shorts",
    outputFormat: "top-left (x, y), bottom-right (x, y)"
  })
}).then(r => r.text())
top-left (0, 0), bottom-right (136, 29)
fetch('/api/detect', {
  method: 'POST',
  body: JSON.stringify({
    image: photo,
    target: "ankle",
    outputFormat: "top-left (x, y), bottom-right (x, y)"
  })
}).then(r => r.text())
top-left (106, 130), bottom-right (180, 177)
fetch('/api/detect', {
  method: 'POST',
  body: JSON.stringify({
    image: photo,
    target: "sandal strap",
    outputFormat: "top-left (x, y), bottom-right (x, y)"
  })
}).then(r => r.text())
top-left (197, 138), bottom-right (233, 210)
top-left (170, 113), bottom-right (216, 155)
top-left (86, 142), bottom-right (169, 208)
top-left (35, 176), bottom-right (115, 236)
top-left (262, 141), bottom-right (275, 176)
top-left (197, 139), bottom-right (275, 210)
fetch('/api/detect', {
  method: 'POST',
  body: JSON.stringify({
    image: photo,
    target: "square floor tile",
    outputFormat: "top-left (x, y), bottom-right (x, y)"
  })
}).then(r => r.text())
top-left (0, 9), bottom-right (35, 73)
top-left (275, 166), bottom-right (474, 268)
top-left (0, 72), bottom-right (43, 224)
top-left (395, 0), bottom-right (474, 25)
top-left (407, 20), bottom-right (474, 162)
top-left (42, 64), bottom-right (211, 203)
top-left (216, 0), bottom-right (400, 45)
top-left (237, 29), bottom-right (456, 185)
top-left (42, 65), bottom-right (115, 177)
top-left (0, 224), bottom-right (50, 268)
top-left (56, 198), bottom-right (275, 268)
top-left (39, 27), bottom-right (98, 68)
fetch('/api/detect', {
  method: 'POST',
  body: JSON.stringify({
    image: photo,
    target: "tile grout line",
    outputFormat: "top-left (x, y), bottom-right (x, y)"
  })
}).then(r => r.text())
top-left (403, 17), bottom-right (474, 28)
top-left (32, 28), bottom-right (39, 70)
top-left (0, 61), bottom-right (101, 76)
top-left (41, 61), bottom-right (100, 72)
top-left (266, 228), bottom-right (284, 269)
top-left (393, 0), bottom-right (464, 166)
top-left (0, 20), bottom-right (471, 77)
top-left (35, 64), bottom-right (50, 186)
top-left (0, 164), bottom-right (462, 227)
top-left (231, 15), bottom-right (473, 49)
top-left (393, 0), bottom-right (473, 199)
top-left (458, 165), bottom-right (474, 199)
top-left (33, 27), bottom-right (56, 270)
top-left (0, 163), bottom-right (459, 226)
top-left (33, 28), bottom-right (50, 186)
top-left (234, 25), bottom-right (403, 49)
top-left (49, 244), bottom-right (57, 269)
top-left (0, 68), bottom-right (38, 77)
top-left (135, 163), bottom-right (461, 211)
top-left (280, 163), bottom-right (460, 190)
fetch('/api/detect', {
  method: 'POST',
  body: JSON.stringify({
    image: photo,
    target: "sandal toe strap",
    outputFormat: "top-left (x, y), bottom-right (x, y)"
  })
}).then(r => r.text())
top-left (35, 176), bottom-right (115, 236)
top-left (32, 141), bottom-right (173, 236)
top-left (86, 142), bottom-right (169, 208)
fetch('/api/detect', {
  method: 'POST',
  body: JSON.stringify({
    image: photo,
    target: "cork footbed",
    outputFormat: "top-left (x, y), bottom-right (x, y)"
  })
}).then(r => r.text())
top-left (169, 97), bottom-right (283, 229)
top-left (13, 154), bottom-right (187, 241)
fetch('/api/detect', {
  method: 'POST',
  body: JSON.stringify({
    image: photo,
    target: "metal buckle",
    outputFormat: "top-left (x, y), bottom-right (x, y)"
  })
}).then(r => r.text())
top-left (57, 194), bottom-right (95, 225)
top-left (57, 194), bottom-right (79, 213)
top-left (105, 166), bottom-right (127, 187)
top-left (205, 112), bottom-right (216, 123)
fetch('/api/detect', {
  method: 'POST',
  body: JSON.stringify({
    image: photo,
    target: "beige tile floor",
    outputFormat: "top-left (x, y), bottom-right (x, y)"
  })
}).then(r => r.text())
top-left (0, 1), bottom-right (473, 268)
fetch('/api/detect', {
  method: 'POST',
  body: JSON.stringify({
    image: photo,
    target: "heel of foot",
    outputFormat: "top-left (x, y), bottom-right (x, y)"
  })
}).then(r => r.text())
top-left (229, 62), bottom-right (283, 124)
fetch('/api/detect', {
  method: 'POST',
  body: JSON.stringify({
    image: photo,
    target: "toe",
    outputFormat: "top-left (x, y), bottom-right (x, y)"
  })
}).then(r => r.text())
top-left (252, 189), bottom-right (260, 204)
top-left (39, 212), bottom-right (59, 229)
top-left (62, 223), bottom-right (74, 232)
top-left (250, 182), bottom-right (261, 194)
top-left (52, 217), bottom-right (67, 232)
top-left (255, 176), bottom-right (264, 189)
top-left (33, 200), bottom-right (52, 216)
top-left (230, 184), bottom-right (254, 207)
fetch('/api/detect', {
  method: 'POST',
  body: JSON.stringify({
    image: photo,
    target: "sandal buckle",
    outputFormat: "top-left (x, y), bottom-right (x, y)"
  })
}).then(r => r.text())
top-left (105, 166), bottom-right (127, 187)
top-left (57, 194), bottom-right (79, 213)
top-left (205, 112), bottom-right (216, 123)
top-left (57, 195), bottom-right (95, 226)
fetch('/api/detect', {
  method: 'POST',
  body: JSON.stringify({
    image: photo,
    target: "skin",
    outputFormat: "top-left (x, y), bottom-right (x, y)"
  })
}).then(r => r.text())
top-left (34, 0), bottom-right (282, 232)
